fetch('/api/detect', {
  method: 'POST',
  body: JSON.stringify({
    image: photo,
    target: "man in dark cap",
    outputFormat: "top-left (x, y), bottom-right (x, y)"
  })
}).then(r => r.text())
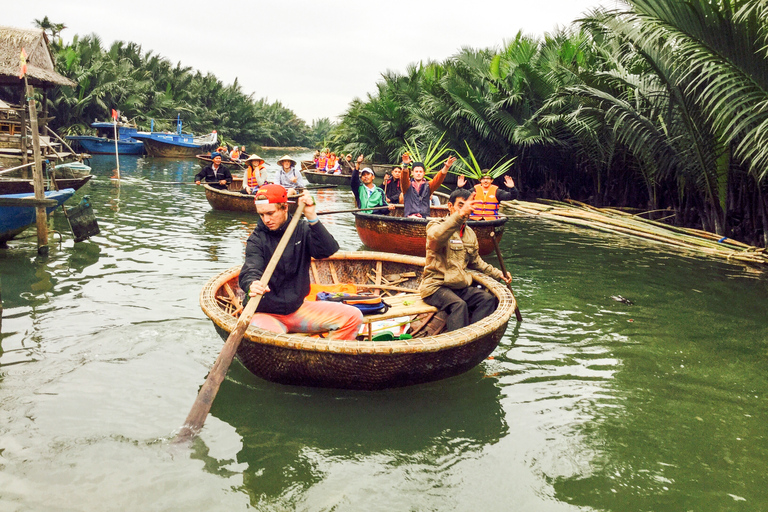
top-left (194, 152), bottom-right (232, 190)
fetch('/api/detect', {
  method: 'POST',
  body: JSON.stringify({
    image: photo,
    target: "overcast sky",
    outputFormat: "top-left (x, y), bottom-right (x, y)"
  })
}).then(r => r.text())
top-left (7, 0), bottom-right (613, 123)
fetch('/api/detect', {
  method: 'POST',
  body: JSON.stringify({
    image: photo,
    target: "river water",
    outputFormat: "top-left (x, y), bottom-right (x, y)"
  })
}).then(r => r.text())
top-left (0, 152), bottom-right (766, 511)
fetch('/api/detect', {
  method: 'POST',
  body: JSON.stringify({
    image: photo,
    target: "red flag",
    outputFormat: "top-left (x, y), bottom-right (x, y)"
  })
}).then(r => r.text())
top-left (111, 109), bottom-right (118, 120)
top-left (19, 48), bottom-right (27, 79)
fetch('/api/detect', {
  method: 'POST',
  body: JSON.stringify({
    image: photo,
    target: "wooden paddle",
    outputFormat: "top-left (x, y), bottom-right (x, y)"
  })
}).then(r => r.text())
top-left (490, 230), bottom-right (523, 322)
top-left (174, 202), bottom-right (307, 443)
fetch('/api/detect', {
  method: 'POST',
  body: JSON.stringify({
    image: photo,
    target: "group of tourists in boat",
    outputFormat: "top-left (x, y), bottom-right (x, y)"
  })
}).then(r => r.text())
top-left (194, 146), bottom-right (524, 392)
top-left (195, 151), bottom-right (305, 195)
top-left (232, 152), bottom-right (518, 339)
top-left (313, 149), bottom-right (358, 174)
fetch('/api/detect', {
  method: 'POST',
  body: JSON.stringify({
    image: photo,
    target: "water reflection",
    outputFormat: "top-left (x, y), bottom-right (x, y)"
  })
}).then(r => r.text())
top-left (206, 367), bottom-right (507, 506)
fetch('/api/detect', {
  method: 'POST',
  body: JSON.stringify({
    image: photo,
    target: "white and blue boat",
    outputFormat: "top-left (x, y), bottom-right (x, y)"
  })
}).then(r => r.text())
top-left (0, 188), bottom-right (75, 244)
top-left (66, 122), bottom-right (145, 155)
top-left (131, 115), bottom-right (218, 158)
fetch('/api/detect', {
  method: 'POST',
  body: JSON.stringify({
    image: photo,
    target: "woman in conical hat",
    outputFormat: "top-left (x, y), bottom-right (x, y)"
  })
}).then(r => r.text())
top-left (242, 154), bottom-right (267, 194)
top-left (276, 154), bottom-right (305, 194)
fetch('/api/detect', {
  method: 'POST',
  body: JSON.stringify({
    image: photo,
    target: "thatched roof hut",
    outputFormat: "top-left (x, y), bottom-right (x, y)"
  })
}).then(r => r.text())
top-left (0, 26), bottom-right (75, 88)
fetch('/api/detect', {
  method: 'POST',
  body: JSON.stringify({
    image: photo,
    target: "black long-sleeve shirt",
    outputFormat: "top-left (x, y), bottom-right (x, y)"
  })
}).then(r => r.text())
top-left (194, 165), bottom-right (233, 190)
top-left (239, 215), bottom-right (339, 315)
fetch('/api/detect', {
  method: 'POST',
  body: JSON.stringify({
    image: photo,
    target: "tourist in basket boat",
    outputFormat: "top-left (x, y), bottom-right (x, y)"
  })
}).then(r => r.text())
top-left (239, 184), bottom-right (363, 339)
top-left (457, 171), bottom-right (519, 220)
top-left (194, 152), bottom-right (233, 190)
top-left (350, 154), bottom-right (395, 215)
top-left (242, 154), bottom-right (268, 194)
top-left (419, 188), bottom-right (512, 332)
top-left (401, 157), bottom-right (456, 218)
top-left (276, 154), bottom-right (305, 194)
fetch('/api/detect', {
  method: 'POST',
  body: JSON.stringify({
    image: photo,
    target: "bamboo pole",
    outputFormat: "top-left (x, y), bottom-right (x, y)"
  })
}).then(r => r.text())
top-left (113, 119), bottom-right (120, 179)
top-left (501, 200), bottom-right (768, 266)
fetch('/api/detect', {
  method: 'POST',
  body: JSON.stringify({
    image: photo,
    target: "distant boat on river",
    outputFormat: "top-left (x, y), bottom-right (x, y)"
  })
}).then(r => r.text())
top-left (132, 115), bottom-right (217, 158)
top-left (66, 121), bottom-right (145, 155)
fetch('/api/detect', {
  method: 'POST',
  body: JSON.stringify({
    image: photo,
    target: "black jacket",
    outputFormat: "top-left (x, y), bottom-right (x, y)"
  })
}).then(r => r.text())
top-left (239, 214), bottom-right (339, 315)
top-left (195, 165), bottom-right (233, 189)
top-left (383, 176), bottom-right (402, 204)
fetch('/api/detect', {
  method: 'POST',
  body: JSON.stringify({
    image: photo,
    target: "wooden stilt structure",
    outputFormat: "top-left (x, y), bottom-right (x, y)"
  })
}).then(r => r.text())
top-left (24, 79), bottom-right (48, 254)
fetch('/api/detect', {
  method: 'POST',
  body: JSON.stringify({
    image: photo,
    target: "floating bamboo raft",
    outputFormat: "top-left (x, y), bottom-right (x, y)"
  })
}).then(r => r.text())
top-left (501, 199), bottom-right (768, 266)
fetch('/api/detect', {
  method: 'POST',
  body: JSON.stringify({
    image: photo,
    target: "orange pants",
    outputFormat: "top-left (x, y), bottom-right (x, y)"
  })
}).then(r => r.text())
top-left (249, 300), bottom-right (363, 340)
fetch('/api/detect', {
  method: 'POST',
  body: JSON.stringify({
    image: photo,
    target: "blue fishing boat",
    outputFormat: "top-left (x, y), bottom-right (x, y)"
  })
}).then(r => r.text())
top-left (66, 122), bottom-right (145, 155)
top-left (0, 188), bottom-right (75, 244)
top-left (131, 115), bottom-right (218, 158)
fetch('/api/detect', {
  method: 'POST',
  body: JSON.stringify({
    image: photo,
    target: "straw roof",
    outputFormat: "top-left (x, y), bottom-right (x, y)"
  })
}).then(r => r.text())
top-left (0, 26), bottom-right (75, 87)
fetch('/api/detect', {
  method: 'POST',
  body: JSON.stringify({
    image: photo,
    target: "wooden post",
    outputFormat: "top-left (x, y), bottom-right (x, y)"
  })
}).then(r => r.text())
top-left (25, 80), bottom-right (48, 255)
top-left (19, 87), bottom-right (27, 167)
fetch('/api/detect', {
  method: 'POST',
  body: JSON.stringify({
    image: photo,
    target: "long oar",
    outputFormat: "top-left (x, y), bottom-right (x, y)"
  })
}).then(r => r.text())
top-left (174, 202), bottom-right (306, 443)
top-left (490, 230), bottom-right (523, 322)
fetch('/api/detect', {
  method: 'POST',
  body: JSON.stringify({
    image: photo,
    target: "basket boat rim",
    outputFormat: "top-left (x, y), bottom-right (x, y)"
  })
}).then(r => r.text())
top-left (200, 251), bottom-right (515, 355)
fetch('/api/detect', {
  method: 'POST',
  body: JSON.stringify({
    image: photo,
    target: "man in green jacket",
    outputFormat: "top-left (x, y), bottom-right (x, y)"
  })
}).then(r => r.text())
top-left (350, 154), bottom-right (395, 214)
top-left (419, 188), bottom-right (512, 332)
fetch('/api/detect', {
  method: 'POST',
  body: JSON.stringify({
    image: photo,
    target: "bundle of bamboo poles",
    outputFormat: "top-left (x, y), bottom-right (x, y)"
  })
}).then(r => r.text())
top-left (501, 199), bottom-right (768, 266)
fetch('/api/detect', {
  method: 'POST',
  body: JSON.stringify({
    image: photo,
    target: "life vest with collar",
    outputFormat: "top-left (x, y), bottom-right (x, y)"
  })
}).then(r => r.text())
top-left (246, 163), bottom-right (266, 188)
top-left (471, 184), bottom-right (500, 220)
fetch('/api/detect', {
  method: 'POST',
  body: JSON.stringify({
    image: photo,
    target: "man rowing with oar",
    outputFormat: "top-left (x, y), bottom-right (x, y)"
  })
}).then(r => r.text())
top-left (239, 184), bottom-right (363, 338)
top-left (194, 152), bottom-right (232, 190)
top-left (419, 188), bottom-right (512, 332)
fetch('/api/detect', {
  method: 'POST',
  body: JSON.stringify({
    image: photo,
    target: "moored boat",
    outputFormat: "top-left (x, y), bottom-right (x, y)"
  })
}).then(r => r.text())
top-left (131, 116), bottom-right (217, 158)
top-left (133, 131), bottom-right (218, 158)
top-left (0, 163), bottom-right (93, 195)
top-left (66, 121), bottom-right (145, 155)
top-left (353, 205), bottom-right (507, 257)
top-left (0, 188), bottom-right (75, 244)
top-left (200, 251), bottom-right (516, 389)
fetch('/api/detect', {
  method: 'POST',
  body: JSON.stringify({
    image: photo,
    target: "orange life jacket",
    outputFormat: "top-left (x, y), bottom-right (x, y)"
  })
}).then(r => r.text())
top-left (471, 184), bottom-right (500, 220)
top-left (246, 163), bottom-right (266, 188)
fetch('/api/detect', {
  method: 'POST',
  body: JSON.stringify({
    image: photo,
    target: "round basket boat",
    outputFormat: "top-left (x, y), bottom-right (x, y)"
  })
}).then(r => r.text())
top-left (354, 205), bottom-right (507, 257)
top-left (302, 170), bottom-right (352, 186)
top-left (200, 251), bottom-right (516, 390)
top-left (203, 178), bottom-right (311, 213)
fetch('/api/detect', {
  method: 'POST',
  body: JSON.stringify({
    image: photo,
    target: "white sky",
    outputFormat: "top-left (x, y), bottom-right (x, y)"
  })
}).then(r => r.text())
top-left (6, 0), bottom-right (613, 124)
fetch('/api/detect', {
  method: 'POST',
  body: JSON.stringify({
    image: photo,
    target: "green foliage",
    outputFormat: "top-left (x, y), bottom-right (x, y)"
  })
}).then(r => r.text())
top-left (402, 133), bottom-right (452, 175)
top-left (454, 142), bottom-right (516, 180)
top-left (329, 1), bottom-right (768, 243)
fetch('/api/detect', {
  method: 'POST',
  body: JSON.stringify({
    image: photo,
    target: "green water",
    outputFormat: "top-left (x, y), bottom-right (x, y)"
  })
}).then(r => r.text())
top-left (0, 153), bottom-right (766, 511)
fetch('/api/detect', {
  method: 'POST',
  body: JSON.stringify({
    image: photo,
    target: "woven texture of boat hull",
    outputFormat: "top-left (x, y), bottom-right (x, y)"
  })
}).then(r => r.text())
top-left (200, 252), bottom-right (515, 390)
top-left (354, 208), bottom-right (507, 257)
